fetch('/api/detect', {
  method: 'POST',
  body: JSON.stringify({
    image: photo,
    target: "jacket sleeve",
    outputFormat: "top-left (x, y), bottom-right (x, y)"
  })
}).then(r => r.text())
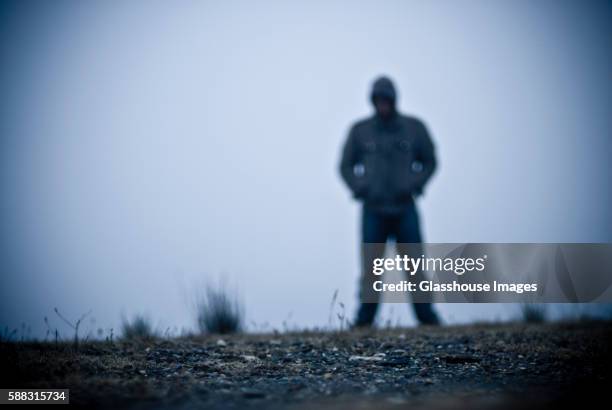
top-left (339, 125), bottom-right (367, 198)
top-left (412, 121), bottom-right (437, 195)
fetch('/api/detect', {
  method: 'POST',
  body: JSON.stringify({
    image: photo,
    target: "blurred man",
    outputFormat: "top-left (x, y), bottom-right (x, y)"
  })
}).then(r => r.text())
top-left (339, 76), bottom-right (440, 327)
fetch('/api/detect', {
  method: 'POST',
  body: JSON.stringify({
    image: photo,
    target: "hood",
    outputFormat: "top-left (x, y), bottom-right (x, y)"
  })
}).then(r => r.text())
top-left (370, 76), bottom-right (397, 105)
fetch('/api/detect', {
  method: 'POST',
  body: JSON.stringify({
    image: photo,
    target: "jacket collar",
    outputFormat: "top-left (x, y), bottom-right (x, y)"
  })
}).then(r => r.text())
top-left (374, 111), bottom-right (400, 131)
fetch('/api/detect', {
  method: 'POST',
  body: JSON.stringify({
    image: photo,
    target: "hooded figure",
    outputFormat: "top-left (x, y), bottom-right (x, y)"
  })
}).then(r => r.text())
top-left (339, 76), bottom-right (440, 326)
top-left (340, 76), bottom-right (437, 214)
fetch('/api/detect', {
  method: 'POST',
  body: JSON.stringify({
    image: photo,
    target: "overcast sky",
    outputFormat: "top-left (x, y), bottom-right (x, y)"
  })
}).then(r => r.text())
top-left (1, 0), bottom-right (611, 339)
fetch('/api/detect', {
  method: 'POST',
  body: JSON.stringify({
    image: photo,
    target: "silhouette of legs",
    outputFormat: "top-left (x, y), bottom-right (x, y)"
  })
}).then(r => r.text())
top-left (354, 203), bottom-right (440, 327)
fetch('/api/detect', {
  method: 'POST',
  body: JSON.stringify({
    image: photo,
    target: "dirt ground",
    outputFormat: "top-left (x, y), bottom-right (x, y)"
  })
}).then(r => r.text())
top-left (2, 321), bottom-right (611, 409)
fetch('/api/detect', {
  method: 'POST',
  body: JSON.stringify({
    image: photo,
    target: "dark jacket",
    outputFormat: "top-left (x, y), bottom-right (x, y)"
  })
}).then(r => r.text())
top-left (339, 79), bottom-right (437, 214)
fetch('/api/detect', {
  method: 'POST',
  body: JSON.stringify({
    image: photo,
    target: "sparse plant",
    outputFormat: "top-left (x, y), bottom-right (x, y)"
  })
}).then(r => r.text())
top-left (43, 316), bottom-right (62, 344)
top-left (520, 304), bottom-right (546, 323)
top-left (0, 326), bottom-right (17, 343)
top-left (44, 317), bottom-right (51, 341)
top-left (121, 314), bottom-right (157, 341)
top-left (328, 289), bottom-right (338, 330)
top-left (328, 290), bottom-right (349, 331)
top-left (282, 311), bottom-right (294, 332)
top-left (337, 302), bottom-right (347, 332)
top-left (54, 307), bottom-right (92, 347)
top-left (106, 328), bottom-right (114, 344)
top-left (195, 282), bottom-right (243, 334)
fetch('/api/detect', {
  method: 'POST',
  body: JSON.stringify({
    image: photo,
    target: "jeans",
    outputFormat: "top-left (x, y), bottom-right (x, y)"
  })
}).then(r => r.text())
top-left (355, 202), bottom-right (440, 326)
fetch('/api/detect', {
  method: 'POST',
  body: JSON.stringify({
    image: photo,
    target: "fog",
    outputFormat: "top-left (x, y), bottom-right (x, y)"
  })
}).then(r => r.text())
top-left (1, 0), bottom-right (611, 338)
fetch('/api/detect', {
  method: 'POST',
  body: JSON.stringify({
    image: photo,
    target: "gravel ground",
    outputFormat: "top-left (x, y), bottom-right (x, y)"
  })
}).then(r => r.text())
top-left (2, 321), bottom-right (611, 409)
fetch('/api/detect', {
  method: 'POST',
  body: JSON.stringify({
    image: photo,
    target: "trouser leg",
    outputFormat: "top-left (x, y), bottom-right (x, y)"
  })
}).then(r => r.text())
top-left (355, 206), bottom-right (388, 327)
top-left (412, 303), bottom-right (440, 325)
top-left (395, 202), bottom-right (441, 325)
top-left (354, 302), bottom-right (379, 328)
